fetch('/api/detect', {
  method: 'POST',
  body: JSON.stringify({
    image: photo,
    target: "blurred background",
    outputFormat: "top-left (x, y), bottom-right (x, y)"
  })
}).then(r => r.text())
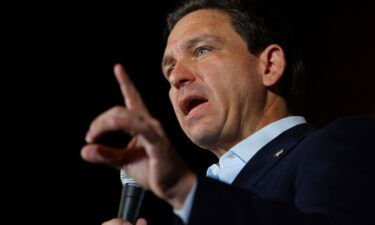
top-left (8, 0), bottom-right (374, 224)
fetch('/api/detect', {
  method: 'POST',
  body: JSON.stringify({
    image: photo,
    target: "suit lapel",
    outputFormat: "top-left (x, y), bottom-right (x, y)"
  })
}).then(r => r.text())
top-left (232, 123), bottom-right (316, 187)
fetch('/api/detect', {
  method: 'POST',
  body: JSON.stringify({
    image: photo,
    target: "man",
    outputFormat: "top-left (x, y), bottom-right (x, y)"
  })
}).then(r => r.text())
top-left (81, 0), bottom-right (375, 224)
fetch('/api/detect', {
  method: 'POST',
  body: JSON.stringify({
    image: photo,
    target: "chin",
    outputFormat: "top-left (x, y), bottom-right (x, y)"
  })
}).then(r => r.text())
top-left (185, 123), bottom-right (222, 150)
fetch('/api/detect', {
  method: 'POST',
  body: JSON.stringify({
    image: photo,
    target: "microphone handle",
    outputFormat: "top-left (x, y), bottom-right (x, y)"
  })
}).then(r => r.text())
top-left (118, 183), bottom-right (145, 223)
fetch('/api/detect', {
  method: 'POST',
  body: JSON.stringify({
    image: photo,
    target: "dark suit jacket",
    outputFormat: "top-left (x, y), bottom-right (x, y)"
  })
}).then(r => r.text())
top-left (183, 117), bottom-right (375, 225)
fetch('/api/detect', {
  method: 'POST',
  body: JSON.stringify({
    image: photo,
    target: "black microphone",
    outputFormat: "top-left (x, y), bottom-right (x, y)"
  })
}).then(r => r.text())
top-left (94, 131), bottom-right (145, 223)
top-left (96, 131), bottom-right (145, 224)
top-left (118, 169), bottom-right (145, 224)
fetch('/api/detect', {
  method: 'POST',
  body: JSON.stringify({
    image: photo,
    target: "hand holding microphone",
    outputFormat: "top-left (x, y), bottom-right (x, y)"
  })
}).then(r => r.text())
top-left (81, 64), bottom-right (197, 224)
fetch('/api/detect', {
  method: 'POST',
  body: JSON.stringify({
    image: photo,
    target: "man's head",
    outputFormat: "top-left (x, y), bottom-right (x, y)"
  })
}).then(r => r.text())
top-left (162, 0), bottom-right (303, 154)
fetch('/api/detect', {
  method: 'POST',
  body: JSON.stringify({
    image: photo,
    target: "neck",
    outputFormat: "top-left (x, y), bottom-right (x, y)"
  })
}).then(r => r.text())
top-left (254, 94), bottom-right (291, 132)
top-left (212, 93), bottom-right (290, 158)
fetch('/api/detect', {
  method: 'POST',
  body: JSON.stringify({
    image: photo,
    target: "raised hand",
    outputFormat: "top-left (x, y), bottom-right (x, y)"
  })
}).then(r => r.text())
top-left (81, 64), bottom-right (196, 208)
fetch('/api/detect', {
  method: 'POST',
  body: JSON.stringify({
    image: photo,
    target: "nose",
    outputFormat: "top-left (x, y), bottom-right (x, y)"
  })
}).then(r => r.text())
top-left (169, 62), bottom-right (196, 89)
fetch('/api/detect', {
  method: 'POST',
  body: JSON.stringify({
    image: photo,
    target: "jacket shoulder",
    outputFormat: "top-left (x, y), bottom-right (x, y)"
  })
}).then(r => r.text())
top-left (297, 116), bottom-right (375, 165)
top-left (304, 116), bottom-right (375, 143)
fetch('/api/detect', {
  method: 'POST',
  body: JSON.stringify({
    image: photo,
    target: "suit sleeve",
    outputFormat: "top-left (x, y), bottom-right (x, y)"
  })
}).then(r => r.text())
top-left (187, 117), bottom-right (375, 225)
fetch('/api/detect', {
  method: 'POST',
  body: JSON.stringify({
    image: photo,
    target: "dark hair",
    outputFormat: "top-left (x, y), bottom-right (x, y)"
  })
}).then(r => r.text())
top-left (165, 0), bottom-right (304, 114)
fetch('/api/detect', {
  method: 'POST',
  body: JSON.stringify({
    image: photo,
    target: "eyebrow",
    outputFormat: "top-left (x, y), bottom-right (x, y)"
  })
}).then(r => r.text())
top-left (161, 35), bottom-right (223, 71)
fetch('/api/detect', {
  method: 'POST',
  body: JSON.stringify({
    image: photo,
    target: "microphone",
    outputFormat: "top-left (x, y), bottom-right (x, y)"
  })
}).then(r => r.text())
top-left (118, 169), bottom-right (145, 224)
top-left (94, 131), bottom-right (144, 223)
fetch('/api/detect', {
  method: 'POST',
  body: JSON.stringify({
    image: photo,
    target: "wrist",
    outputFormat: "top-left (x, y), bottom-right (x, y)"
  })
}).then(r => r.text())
top-left (165, 171), bottom-right (197, 209)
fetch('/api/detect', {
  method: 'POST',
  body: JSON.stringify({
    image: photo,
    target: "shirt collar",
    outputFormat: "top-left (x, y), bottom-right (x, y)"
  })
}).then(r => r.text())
top-left (207, 116), bottom-right (306, 184)
top-left (229, 116), bottom-right (306, 164)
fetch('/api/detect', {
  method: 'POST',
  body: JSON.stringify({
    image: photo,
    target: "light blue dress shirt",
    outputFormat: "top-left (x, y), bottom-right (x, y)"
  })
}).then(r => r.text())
top-left (174, 116), bottom-right (307, 223)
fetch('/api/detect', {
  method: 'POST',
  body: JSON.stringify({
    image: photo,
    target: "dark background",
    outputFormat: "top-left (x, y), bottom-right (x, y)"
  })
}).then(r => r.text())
top-left (8, 0), bottom-right (374, 224)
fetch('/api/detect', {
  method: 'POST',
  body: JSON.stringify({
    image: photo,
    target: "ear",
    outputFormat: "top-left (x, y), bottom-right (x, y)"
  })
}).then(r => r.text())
top-left (258, 44), bottom-right (286, 87)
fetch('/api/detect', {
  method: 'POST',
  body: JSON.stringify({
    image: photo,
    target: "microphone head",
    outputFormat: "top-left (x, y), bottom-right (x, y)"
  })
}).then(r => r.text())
top-left (120, 169), bottom-right (138, 185)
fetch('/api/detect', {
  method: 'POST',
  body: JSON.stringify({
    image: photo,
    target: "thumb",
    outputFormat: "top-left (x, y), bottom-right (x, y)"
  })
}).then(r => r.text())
top-left (136, 218), bottom-right (148, 225)
top-left (102, 218), bottom-right (128, 225)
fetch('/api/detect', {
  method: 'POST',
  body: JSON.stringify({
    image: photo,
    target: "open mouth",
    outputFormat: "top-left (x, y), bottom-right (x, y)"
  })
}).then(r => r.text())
top-left (180, 96), bottom-right (208, 115)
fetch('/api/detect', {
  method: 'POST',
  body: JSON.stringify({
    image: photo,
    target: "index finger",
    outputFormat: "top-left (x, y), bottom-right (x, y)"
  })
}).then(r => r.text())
top-left (114, 64), bottom-right (150, 116)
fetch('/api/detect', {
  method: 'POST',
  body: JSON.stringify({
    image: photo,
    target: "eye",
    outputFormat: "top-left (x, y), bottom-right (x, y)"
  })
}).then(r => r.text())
top-left (195, 47), bottom-right (211, 56)
top-left (163, 65), bottom-right (174, 80)
top-left (166, 65), bottom-right (175, 78)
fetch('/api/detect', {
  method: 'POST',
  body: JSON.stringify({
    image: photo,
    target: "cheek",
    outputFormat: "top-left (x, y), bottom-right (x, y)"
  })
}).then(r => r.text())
top-left (221, 56), bottom-right (261, 93)
top-left (169, 89), bottom-right (181, 116)
top-left (196, 62), bottom-right (232, 108)
top-left (203, 60), bottom-right (240, 95)
top-left (205, 59), bottom-right (259, 112)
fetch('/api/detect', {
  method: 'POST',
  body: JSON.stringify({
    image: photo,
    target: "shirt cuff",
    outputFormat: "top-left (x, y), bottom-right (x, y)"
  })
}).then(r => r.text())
top-left (173, 180), bottom-right (198, 224)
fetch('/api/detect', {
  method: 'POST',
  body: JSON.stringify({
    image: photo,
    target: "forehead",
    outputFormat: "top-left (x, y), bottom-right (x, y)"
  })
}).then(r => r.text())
top-left (165, 9), bottom-right (235, 52)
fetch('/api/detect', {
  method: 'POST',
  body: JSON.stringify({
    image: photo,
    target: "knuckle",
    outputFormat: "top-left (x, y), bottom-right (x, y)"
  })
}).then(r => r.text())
top-left (111, 105), bottom-right (125, 114)
top-left (109, 116), bottom-right (124, 129)
top-left (102, 218), bottom-right (123, 225)
top-left (151, 118), bottom-right (162, 129)
top-left (149, 118), bottom-right (165, 134)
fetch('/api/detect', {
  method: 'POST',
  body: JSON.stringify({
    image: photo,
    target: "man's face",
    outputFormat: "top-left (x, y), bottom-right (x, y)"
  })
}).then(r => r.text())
top-left (162, 9), bottom-right (266, 152)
